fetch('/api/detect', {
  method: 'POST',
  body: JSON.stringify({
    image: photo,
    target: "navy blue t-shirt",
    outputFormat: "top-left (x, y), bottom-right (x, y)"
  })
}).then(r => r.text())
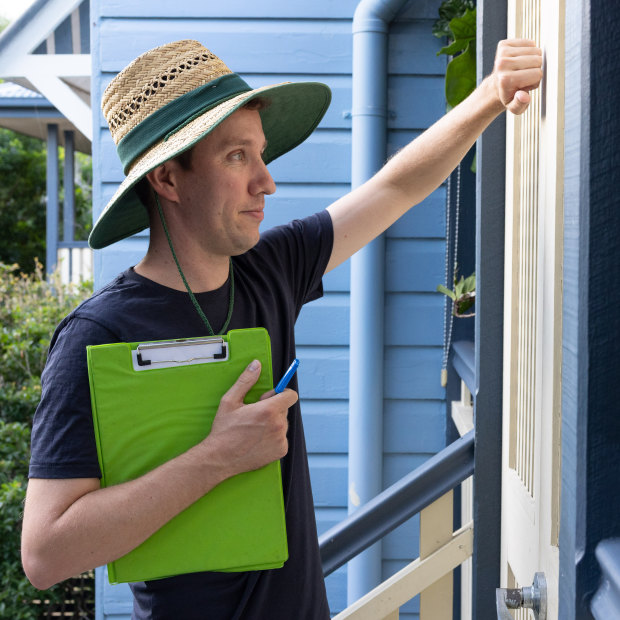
top-left (29, 211), bottom-right (333, 620)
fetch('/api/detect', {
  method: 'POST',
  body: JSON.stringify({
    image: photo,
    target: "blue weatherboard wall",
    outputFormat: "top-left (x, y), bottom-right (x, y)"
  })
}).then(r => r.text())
top-left (91, 1), bottom-right (447, 617)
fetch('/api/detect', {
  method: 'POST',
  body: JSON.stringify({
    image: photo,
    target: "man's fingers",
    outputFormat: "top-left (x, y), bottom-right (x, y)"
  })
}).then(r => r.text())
top-left (259, 387), bottom-right (299, 405)
top-left (496, 55), bottom-right (543, 71)
top-left (507, 90), bottom-right (531, 115)
top-left (219, 360), bottom-right (262, 410)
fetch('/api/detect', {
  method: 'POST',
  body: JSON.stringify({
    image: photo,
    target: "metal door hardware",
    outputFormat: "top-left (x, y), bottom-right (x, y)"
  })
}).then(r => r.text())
top-left (496, 572), bottom-right (547, 620)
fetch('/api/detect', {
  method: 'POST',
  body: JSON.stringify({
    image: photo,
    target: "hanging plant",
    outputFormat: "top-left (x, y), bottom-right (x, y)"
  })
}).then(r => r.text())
top-left (437, 270), bottom-right (476, 318)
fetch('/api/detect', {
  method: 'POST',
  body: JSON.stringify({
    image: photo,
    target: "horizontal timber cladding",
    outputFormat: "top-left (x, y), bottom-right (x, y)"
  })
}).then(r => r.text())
top-left (97, 0), bottom-right (444, 20)
top-left (96, 19), bottom-right (445, 76)
top-left (93, 1), bottom-right (446, 617)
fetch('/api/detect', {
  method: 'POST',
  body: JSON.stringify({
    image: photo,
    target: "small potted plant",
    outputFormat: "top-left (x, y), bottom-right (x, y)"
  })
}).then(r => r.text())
top-left (437, 271), bottom-right (475, 317)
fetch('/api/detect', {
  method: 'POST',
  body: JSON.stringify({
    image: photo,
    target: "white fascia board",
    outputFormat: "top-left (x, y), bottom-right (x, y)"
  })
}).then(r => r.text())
top-left (0, 54), bottom-right (91, 79)
top-left (0, 0), bottom-right (85, 57)
top-left (25, 71), bottom-right (92, 141)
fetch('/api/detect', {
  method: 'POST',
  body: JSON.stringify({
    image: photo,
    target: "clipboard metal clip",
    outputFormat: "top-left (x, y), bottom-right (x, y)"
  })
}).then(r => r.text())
top-left (132, 337), bottom-right (229, 371)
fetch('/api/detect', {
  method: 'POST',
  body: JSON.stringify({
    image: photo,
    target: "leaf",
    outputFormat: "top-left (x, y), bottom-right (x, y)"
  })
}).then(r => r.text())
top-left (453, 275), bottom-right (465, 297)
top-left (437, 38), bottom-right (470, 57)
top-left (445, 41), bottom-right (476, 108)
top-left (449, 8), bottom-right (476, 41)
top-left (462, 273), bottom-right (476, 293)
top-left (437, 284), bottom-right (457, 300)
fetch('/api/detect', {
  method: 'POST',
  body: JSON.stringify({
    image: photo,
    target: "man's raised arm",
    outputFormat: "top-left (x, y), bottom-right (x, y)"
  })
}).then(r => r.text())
top-left (325, 39), bottom-right (543, 273)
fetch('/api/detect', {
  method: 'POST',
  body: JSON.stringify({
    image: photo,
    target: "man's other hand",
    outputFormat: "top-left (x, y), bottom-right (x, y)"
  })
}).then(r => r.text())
top-left (205, 360), bottom-right (297, 478)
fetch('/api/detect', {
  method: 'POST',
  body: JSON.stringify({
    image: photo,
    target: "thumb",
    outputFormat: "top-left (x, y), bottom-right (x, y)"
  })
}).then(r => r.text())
top-left (507, 90), bottom-right (531, 115)
top-left (220, 360), bottom-right (262, 410)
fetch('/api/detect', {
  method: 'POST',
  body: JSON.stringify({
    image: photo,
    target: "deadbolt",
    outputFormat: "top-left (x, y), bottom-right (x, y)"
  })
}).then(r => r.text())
top-left (496, 572), bottom-right (547, 619)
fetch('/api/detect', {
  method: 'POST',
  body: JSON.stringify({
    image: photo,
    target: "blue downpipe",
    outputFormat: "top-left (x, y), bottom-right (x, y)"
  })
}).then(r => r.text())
top-left (347, 0), bottom-right (406, 605)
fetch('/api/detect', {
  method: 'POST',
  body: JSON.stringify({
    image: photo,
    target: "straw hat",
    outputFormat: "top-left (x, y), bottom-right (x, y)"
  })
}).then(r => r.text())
top-left (89, 39), bottom-right (331, 249)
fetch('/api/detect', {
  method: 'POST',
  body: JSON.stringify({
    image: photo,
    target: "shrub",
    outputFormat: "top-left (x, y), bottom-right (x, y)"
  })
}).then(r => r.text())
top-left (0, 262), bottom-right (94, 619)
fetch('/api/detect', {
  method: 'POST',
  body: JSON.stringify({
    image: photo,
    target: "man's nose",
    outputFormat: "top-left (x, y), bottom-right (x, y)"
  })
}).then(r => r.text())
top-left (252, 159), bottom-right (276, 196)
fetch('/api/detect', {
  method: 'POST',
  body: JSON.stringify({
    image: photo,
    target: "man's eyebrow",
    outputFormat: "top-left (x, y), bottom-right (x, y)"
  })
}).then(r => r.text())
top-left (220, 138), bottom-right (268, 152)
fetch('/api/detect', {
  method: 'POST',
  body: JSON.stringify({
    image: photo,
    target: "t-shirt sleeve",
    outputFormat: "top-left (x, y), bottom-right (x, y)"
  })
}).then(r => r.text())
top-left (29, 316), bottom-right (119, 479)
top-left (258, 210), bottom-right (334, 314)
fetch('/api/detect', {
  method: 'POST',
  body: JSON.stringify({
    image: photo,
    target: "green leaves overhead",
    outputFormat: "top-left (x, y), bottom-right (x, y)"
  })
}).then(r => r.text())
top-left (432, 0), bottom-right (475, 39)
top-left (435, 6), bottom-right (477, 110)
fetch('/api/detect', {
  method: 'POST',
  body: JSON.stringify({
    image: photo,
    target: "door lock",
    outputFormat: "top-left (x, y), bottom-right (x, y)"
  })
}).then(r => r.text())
top-left (496, 572), bottom-right (547, 619)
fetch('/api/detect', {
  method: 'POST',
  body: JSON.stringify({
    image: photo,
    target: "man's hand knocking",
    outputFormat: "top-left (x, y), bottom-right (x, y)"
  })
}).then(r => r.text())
top-left (492, 39), bottom-right (543, 115)
top-left (204, 360), bottom-right (297, 479)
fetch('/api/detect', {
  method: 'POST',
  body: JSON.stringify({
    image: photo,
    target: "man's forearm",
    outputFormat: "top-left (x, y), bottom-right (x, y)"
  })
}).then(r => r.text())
top-left (23, 361), bottom-right (295, 590)
top-left (22, 440), bottom-right (227, 590)
top-left (375, 74), bottom-right (504, 208)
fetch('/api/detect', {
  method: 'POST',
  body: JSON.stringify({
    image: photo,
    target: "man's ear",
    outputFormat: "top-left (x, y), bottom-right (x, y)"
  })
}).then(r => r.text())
top-left (146, 161), bottom-right (181, 203)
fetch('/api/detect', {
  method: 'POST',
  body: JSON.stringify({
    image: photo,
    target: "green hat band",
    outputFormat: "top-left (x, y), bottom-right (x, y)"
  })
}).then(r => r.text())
top-left (116, 73), bottom-right (252, 174)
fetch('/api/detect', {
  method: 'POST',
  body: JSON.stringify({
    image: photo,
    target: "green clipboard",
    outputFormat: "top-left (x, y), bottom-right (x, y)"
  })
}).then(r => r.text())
top-left (86, 327), bottom-right (288, 584)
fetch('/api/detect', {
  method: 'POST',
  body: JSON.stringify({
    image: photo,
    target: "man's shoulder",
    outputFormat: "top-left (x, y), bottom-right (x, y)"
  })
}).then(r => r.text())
top-left (59, 269), bottom-right (156, 343)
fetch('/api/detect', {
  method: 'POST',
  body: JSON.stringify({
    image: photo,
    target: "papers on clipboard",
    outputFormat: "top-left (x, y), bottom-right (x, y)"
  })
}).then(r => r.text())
top-left (86, 327), bottom-right (288, 584)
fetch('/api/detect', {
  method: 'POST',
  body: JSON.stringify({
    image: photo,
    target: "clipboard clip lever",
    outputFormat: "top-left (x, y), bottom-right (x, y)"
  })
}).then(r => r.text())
top-left (135, 338), bottom-right (228, 368)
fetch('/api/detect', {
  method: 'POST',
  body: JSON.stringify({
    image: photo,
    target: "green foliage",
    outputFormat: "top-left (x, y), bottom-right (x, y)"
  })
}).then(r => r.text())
top-left (0, 130), bottom-right (47, 270)
top-left (0, 262), bottom-right (93, 618)
top-left (437, 271), bottom-right (476, 317)
top-left (432, 0), bottom-right (475, 39)
top-left (434, 2), bottom-right (477, 110)
top-left (0, 262), bottom-right (91, 424)
top-left (0, 128), bottom-right (92, 273)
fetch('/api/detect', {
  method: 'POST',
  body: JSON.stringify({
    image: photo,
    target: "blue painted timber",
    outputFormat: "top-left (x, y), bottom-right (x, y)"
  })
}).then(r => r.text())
top-left (451, 340), bottom-right (475, 396)
top-left (46, 124), bottom-right (59, 275)
top-left (561, 0), bottom-right (620, 618)
top-left (472, 2), bottom-right (506, 618)
top-left (591, 539), bottom-right (620, 619)
top-left (92, 1), bottom-right (447, 617)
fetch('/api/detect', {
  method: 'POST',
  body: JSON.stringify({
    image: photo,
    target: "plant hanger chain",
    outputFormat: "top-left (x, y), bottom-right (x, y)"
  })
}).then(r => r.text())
top-left (155, 194), bottom-right (234, 336)
top-left (440, 162), bottom-right (461, 387)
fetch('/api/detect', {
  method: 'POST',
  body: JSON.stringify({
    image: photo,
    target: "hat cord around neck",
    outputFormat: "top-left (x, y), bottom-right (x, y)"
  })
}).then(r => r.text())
top-left (155, 194), bottom-right (234, 336)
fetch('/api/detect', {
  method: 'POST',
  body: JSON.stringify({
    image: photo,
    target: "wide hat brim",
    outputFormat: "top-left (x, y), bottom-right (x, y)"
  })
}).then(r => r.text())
top-left (89, 80), bottom-right (331, 249)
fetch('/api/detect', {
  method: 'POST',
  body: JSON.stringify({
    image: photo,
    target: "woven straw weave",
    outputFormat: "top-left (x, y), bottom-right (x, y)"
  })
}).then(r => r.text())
top-left (102, 40), bottom-right (232, 145)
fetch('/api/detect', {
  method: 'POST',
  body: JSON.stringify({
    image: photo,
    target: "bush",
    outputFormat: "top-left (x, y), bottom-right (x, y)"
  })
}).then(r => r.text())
top-left (0, 262), bottom-right (94, 619)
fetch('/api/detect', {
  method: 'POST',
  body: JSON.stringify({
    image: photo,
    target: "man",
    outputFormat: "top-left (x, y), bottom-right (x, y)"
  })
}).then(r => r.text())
top-left (22, 38), bottom-right (542, 619)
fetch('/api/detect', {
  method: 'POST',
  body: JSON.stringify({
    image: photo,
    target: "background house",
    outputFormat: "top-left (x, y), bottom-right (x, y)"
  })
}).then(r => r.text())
top-left (0, 0), bottom-right (92, 282)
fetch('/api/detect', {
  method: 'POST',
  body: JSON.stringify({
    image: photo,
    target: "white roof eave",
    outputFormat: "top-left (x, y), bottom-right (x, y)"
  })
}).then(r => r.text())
top-left (0, 0), bottom-right (92, 142)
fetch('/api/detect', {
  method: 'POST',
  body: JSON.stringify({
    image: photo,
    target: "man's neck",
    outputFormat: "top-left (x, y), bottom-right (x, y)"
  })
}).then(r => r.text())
top-left (134, 245), bottom-right (230, 293)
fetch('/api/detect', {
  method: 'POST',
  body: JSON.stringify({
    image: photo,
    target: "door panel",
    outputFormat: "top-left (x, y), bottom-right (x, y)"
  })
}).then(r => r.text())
top-left (501, 0), bottom-right (564, 617)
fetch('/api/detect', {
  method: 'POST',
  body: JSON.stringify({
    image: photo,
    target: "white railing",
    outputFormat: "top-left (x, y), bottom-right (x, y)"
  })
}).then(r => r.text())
top-left (58, 246), bottom-right (92, 285)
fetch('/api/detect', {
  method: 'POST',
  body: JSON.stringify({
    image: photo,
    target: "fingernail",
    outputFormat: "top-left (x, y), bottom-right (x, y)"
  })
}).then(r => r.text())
top-left (248, 360), bottom-right (260, 372)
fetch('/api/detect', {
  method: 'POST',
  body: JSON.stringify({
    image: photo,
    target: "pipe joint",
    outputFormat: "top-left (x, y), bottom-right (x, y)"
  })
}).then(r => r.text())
top-left (353, 17), bottom-right (389, 35)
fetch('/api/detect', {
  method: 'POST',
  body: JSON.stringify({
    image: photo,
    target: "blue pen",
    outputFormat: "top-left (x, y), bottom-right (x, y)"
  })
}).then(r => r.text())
top-left (274, 358), bottom-right (300, 394)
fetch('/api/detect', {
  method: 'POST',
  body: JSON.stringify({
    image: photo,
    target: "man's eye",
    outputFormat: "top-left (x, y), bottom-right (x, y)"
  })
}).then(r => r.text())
top-left (231, 151), bottom-right (244, 161)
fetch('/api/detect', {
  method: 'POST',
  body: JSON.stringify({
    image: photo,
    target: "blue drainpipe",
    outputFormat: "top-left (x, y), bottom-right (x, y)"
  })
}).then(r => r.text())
top-left (348, 0), bottom-right (407, 604)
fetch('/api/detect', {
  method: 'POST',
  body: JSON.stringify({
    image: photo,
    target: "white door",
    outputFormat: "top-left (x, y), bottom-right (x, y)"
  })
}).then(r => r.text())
top-left (500, 0), bottom-right (565, 618)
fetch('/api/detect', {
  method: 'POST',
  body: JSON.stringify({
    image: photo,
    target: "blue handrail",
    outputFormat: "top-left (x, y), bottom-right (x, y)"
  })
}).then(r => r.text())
top-left (319, 430), bottom-right (475, 577)
top-left (591, 538), bottom-right (620, 618)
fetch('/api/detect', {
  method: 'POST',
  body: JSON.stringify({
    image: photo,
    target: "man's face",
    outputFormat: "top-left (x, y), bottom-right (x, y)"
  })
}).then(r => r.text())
top-left (171, 107), bottom-right (276, 259)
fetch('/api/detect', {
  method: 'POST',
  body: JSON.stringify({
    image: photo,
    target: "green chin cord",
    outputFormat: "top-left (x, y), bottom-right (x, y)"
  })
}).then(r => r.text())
top-left (155, 194), bottom-right (234, 336)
